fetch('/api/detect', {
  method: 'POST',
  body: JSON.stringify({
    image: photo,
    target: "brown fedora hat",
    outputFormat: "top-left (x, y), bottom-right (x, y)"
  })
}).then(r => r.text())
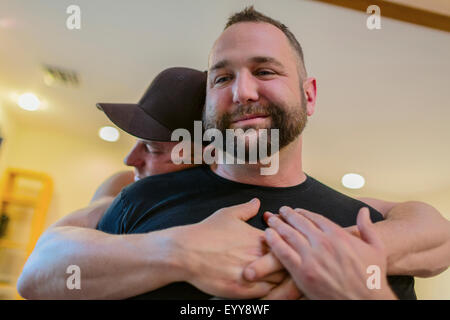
top-left (97, 67), bottom-right (206, 141)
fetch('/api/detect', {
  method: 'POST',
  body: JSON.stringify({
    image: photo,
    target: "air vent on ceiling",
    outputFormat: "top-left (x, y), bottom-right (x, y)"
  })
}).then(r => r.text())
top-left (42, 65), bottom-right (80, 87)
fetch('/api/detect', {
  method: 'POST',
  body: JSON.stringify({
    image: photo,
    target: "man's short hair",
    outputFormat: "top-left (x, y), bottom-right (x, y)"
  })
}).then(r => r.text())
top-left (224, 6), bottom-right (307, 78)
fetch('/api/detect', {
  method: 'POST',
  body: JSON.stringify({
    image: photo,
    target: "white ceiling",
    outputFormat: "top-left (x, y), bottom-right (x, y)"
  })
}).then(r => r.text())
top-left (0, 0), bottom-right (449, 198)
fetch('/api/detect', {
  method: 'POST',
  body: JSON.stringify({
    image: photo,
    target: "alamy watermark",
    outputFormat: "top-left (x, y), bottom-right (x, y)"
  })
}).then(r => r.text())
top-left (366, 5), bottom-right (381, 30)
top-left (66, 5), bottom-right (81, 30)
top-left (64, 5), bottom-right (380, 31)
top-left (366, 265), bottom-right (381, 289)
top-left (170, 121), bottom-right (280, 175)
top-left (66, 265), bottom-right (81, 290)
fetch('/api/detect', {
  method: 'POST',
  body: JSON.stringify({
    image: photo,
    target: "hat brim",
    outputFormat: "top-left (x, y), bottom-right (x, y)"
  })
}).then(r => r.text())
top-left (96, 103), bottom-right (173, 141)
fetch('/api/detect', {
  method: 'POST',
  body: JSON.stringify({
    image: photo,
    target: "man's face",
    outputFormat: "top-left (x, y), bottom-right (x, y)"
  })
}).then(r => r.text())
top-left (124, 140), bottom-right (193, 181)
top-left (204, 22), bottom-right (308, 151)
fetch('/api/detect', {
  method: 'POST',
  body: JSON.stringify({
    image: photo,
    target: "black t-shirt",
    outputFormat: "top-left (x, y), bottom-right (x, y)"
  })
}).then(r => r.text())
top-left (97, 165), bottom-right (416, 300)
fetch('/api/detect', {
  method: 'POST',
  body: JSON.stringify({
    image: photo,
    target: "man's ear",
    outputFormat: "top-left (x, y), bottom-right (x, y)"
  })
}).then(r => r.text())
top-left (303, 77), bottom-right (317, 116)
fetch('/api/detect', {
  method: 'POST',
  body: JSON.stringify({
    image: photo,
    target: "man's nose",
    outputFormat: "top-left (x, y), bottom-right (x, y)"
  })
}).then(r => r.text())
top-left (232, 70), bottom-right (259, 105)
top-left (124, 145), bottom-right (144, 168)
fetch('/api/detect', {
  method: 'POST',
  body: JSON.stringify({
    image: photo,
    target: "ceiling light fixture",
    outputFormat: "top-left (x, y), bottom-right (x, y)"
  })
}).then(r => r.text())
top-left (18, 93), bottom-right (40, 111)
top-left (99, 126), bottom-right (120, 142)
top-left (342, 173), bottom-right (365, 189)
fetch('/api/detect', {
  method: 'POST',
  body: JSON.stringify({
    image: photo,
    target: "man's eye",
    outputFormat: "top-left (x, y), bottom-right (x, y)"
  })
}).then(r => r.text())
top-left (145, 146), bottom-right (162, 154)
top-left (256, 70), bottom-right (275, 76)
top-left (214, 75), bottom-right (231, 84)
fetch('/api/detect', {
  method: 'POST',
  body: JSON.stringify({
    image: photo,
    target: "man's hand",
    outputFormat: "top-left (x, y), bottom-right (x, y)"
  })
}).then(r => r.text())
top-left (245, 200), bottom-right (450, 282)
top-left (260, 276), bottom-right (304, 300)
top-left (173, 198), bottom-right (284, 299)
top-left (243, 217), bottom-right (366, 284)
top-left (263, 207), bottom-right (396, 300)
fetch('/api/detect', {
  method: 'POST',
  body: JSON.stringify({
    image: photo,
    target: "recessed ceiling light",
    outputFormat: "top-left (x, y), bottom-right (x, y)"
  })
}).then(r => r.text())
top-left (99, 126), bottom-right (119, 142)
top-left (342, 173), bottom-right (365, 189)
top-left (18, 93), bottom-right (40, 111)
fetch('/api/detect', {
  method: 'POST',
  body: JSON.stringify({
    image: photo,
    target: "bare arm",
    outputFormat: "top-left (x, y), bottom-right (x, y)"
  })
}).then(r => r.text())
top-left (357, 198), bottom-right (450, 277)
top-left (245, 199), bottom-right (450, 286)
top-left (90, 171), bottom-right (134, 204)
top-left (17, 170), bottom-right (171, 299)
top-left (18, 194), bottom-right (191, 299)
top-left (17, 224), bottom-right (189, 299)
top-left (17, 199), bottom-right (278, 299)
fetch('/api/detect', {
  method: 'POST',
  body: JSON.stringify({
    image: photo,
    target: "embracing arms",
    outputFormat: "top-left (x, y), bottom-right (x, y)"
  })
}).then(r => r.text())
top-left (244, 198), bottom-right (450, 299)
top-left (353, 198), bottom-right (450, 277)
top-left (18, 193), bottom-right (450, 299)
top-left (17, 199), bottom-right (280, 299)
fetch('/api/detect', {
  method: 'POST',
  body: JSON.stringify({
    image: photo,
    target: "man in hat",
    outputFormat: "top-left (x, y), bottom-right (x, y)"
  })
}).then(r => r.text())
top-left (55, 136), bottom-right (199, 233)
top-left (52, 67), bottom-right (206, 226)
top-left (18, 67), bottom-right (209, 298)
top-left (86, 67), bottom-right (207, 207)
top-left (97, 67), bottom-right (206, 182)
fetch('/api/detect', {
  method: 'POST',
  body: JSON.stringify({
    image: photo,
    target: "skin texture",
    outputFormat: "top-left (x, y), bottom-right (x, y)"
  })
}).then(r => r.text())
top-left (206, 22), bottom-right (316, 188)
top-left (174, 199), bottom-right (286, 298)
top-left (264, 207), bottom-right (396, 300)
top-left (17, 22), bottom-right (450, 300)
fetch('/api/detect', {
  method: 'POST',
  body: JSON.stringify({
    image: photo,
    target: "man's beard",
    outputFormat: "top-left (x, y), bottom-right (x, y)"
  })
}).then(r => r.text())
top-left (203, 92), bottom-right (308, 160)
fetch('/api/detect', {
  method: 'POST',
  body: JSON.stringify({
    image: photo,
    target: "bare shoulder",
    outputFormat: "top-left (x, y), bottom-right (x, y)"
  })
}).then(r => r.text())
top-left (106, 171), bottom-right (135, 184)
top-left (91, 171), bottom-right (135, 203)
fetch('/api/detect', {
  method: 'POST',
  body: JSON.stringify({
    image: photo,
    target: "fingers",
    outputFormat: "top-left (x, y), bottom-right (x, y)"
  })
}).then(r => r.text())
top-left (264, 228), bottom-right (303, 276)
top-left (260, 277), bottom-right (302, 300)
top-left (292, 208), bottom-right (342, 235)
top-left (228, 198), bottom-right (260, 221)
top-left (266, 214), bottom-right (310, 256)
top-left (244, 252), bottom-right (283, 281)
top-left (344, 225), bottom-right (361, 239)
top-left (277, 207), bottom-right (329, 248)
top-left (260, 270), bottom-right (288, 284)
top-left (237, 281), bottom-right (277, 299)
top-left (356, 207), bottom-right (384, 249)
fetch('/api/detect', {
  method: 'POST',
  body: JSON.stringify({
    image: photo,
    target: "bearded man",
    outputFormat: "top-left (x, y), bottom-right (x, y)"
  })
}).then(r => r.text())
top-left (18, 7), bottom-right (449, 300)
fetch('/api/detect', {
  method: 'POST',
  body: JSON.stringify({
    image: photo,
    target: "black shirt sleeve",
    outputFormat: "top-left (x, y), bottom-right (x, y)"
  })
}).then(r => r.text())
top-left (96, 191), bottom-right (130, 234)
